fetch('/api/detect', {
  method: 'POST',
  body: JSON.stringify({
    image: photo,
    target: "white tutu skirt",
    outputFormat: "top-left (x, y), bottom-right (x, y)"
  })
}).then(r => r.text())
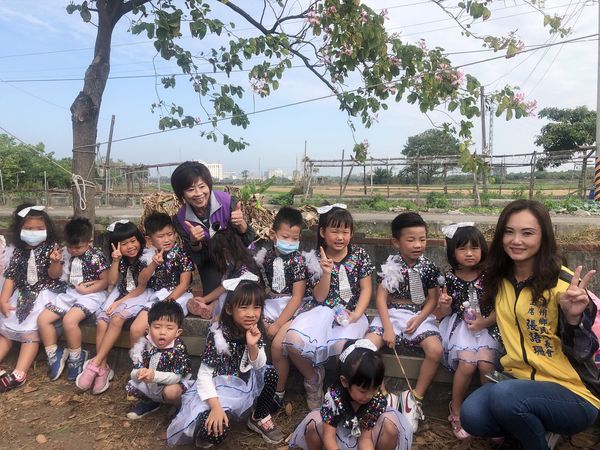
top-left (369, 308), bottom-right (440, 345)
top-left (126, 375), bottom-right (193, 403)
top-left (283, 305), bottom-right (369, 366)
top-left (0, 289), bottom-right (58, 343)
top-left (288, 408), bottom-right (413, 450)
top-left (439, 313), bottom-right (500, 370)
top-left (264, 295), bottom-right (291, 322)
top-left (96, 288), bottom-right (151, 322)
top-left (167, 368), bottom-right (267, 446)
top-left (145, 289), bottom-right (191, 316)
top-left (45, 287), bottom-right (107, 317)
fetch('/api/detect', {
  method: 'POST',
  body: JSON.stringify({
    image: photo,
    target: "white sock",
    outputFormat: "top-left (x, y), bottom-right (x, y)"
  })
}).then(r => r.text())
top-left (275, 391), bottom-right (285, 400)
top-left (12, 369), bottom-right (25, 381)
top-left (45, 344), bottom-right (57, 359)
top-left (69, 348), bottom-right (81, 360)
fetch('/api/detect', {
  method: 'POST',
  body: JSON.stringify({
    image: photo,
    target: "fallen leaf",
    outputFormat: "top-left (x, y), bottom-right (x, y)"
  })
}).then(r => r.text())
top-left (35, 434), bottom-right (47, 444)
top-left (23, 384), bottom-right (39, 394)
top-left (99, 422), bottom-right (112, 429)
top-left (48, 394), bottom-right (67, 407)
top-left (122, 422), bottom-right (131, 428)
top-left (95, 432), bottom-right (109, 441)
top-left (68, 414), bottom-right (76, 419)
top-left (285, 402), bottom-right (293, 417)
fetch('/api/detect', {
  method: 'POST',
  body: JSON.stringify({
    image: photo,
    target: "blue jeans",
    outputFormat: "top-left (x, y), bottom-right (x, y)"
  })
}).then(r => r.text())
top-left (460, 380), bottom-right (598, 449)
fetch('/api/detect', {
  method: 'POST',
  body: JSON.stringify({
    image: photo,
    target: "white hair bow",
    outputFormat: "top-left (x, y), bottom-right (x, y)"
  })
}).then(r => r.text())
top-left (339, 339), bottom-right (377, 363)
top-left (222, 272), bottom-right (260, 291)
top-left (106, 219), bottom-right (131, 232)
top-left (316, 203), bottom-right (347, 215)
top-left (442, 222), bottom-right (475, 239)
top-left (17, 205), bottom-right (45, 218)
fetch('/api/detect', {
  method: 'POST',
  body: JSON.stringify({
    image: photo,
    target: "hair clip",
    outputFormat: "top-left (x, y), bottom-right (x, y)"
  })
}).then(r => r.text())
top-left (106, 219), bottom-right (131, 232)
top-left (222, 272), bottom-right (260, 291)
top-left (339, 339), bottom-right (377, 363)
top-left (442, 222), bottom-right (475, 239)
top-left (17, 205), bottom-right (45, 218)
top-left (316, 203), bottom-right (347, 215)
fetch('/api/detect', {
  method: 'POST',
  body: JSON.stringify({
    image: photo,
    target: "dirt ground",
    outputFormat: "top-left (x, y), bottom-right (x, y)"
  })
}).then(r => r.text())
top-left (2, 357), bottom-right (600, 450)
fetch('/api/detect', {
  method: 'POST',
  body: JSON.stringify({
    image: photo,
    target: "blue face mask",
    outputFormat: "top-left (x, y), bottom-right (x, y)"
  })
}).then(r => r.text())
top-left (275, 239), bottom-right (299, 255)
top-left (20, 229), bottom-right (47, 246)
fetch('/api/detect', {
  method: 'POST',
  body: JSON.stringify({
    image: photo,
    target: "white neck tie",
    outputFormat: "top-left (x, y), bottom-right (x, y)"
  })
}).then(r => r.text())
top-left (271, 257), bottom-right (286, 293)
top-left (125, 267), bottom-right (136, 292)
top-left (338, 265), bottom-right (352, 302)
top-left (408, 268), bottom-right (426, 305)
top-left (70, 257), bottom-right (84, 286)
top-left (26, 250), bottom-right (38, 286)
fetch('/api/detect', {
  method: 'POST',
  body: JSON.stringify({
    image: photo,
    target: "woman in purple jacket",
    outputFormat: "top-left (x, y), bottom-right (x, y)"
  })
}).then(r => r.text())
top-left (170, 162), bottom-right (255, 313)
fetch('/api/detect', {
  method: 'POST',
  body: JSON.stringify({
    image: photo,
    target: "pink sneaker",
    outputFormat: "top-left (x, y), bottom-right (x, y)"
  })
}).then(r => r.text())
top-left (75, 360), bottom-right (100, 391)
top-left (92, 366), bottom-right (114, 395)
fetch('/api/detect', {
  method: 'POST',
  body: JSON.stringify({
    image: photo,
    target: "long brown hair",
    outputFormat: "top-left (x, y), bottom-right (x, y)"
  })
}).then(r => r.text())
top-left (482, 199), bottom-right (562, 307)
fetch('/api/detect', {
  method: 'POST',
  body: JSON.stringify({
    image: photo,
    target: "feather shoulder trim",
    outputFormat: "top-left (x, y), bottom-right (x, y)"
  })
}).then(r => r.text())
top-left (129, 336), bottom-right (148, 365)
top-left (140, 247), bottom-right (155, 266)
top-left (0, 238), bottom-right (13, 274)
top-left (254, 247), bottom-right (268, 269)
top-left (302, 249), bottom-right (323, 283)
top-left (378, 255), bottom-right (404, 293)
top-left (210, 322), bottom-right (231, 356)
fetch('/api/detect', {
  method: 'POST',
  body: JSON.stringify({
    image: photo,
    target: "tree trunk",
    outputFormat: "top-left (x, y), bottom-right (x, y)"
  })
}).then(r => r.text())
top-left (70, 2), bottom-right (124, 221)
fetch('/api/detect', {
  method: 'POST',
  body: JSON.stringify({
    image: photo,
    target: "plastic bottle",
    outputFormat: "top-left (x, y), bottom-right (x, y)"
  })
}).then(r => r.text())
top-left (465, 284), bottom-right (482, 337)
top-left (462, 301), bottom-right (477, 321)
top-left (334, 305), bottom-right (350, 327)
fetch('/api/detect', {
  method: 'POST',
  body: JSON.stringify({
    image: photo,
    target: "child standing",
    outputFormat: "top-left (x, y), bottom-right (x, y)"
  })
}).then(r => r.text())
top-left (167, 280), bottom-right (284, 446)
top-left (76, 220), bottom-right (152, 394)
top-left (436, 223), bottom-right (500, 440)
top-left (0, 204), bottom-right (66, 391)
top-left (254, 206), bottom-right (307, 410)
top-left (126, 301), bottom-right (192, 419)
top-left (128, 212), bottom-right (193, 343)
top-left (283, 205), bottom-right (374, 410)
top-left (366, 212), bottom-right (443, 433)
top-left (188, 227), bottom-right (259, 320)
top-left (289, 339), bottom-right (413, 450)
top-left (38, 217), bottom-right (109, 382)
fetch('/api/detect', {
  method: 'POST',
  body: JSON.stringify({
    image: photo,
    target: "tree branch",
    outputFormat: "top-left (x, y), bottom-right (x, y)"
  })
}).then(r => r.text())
top-left (121, 0), bottom-right (152, 16)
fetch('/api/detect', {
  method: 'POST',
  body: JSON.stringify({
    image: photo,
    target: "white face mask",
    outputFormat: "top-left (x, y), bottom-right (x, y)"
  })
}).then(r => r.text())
top-left (20, 229), bottom-right (47, 246)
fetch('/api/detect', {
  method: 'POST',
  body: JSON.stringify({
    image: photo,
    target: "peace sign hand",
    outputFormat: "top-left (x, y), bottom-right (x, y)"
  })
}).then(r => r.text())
top-left (50, 244), bottom-right (62, 262)
top-left (111, 242), bottom-right (122, 261)
top-left (438, 285), bottom-right (452, 307)
top-left (319, 246), bottom-right (334, 275)
top-left (559, 266), bottom-right (596, 325)
top-left (152, 248), bottom-right (165, 265)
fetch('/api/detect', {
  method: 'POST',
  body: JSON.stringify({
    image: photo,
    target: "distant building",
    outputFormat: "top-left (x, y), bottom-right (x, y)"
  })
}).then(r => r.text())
top-left (198, 161), bottom-right (223, 181)
top-left (265, 169), bottom-right (286, 179)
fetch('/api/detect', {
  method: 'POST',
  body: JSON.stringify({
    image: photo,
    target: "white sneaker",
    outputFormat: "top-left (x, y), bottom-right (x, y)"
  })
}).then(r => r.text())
top-left (387, 392), bottom-right (400, 410)
top-left (400, 390), bottom-right (423, 433)
top-left (304, 366), bottom-right (324, 410)
top-left (545, 432), bottom-right (560, 450)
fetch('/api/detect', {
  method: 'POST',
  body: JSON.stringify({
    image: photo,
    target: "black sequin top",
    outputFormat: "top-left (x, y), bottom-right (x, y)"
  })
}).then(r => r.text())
top-left (148, 244), bottom-right (194, 292)
top-left (116, 250), bottom-right (150, 298)
top-left (62, 247), bottom-right (109, 287)
top-left (262, 248), bottom-right (306, 295)
top-left (321, 384), bottom-right (387, 431)
top-left (132, 336), bottom-right (192, 376)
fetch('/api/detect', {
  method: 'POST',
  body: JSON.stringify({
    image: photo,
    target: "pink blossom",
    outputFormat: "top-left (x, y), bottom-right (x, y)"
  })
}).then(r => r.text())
top-left (327, 6), bottom-right (337, 15)
top-left (380, 9), bottom-right (389, 20)
top-left (341, 43), bottom-right (353, 56)
top-left (515, 92), bottom-right (525, 102)
top-left (451, 70), bottom-right (465, 86)
top-left (417, 39), bottom-right (427, 50)
top-left (360, 10), bottom-right (369, 24)
top-left (389, 56), bottom-right (400, 67)
top-left (307, 10), bottom-right (320, 25)
top-left (516, 40), bottom-right (525, 51)
top-left (250, 78), bottom-right (268, 95)
top-left (194, 117), bottom-right (202, 124)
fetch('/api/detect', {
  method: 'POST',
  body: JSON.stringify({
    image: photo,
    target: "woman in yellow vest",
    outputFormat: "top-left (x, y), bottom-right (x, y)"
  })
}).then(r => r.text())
top-left (460, 199), bottom-right (600, 449)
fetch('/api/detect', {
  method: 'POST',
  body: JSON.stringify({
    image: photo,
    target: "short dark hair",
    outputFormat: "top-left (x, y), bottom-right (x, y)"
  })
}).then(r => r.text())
top-left (317, 207), bottom-right (354, 249)
top-left (273, 206), bottom-right (303, 232)
top-left (446, 225), bottom-right (488, 271)
top-left (107, 221), bottom-right (145, 259)
top-left (391, 212), bottom-right (427, 239)
top-left (338, 339), bottom-right (385, 390)
top-left (144, 212), bottom-right (174, 235)
top-left (64, 217), bottom-right (93, 245)
top-left (10, 203), bottom-right (58, 249)
top-left (220, 280), bottom-right (266, 340)
top-left (148, 301), bottom-right (184, 328)
top-left (171, 161), bottom-right (213, 202)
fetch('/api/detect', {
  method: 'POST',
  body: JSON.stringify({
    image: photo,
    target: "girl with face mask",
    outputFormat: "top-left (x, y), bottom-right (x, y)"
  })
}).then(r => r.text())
top-left (0, 203), bottom-right (67, 392)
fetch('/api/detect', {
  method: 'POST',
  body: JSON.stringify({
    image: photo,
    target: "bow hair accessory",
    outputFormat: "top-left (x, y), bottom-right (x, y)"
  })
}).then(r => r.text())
top-left (17, 205), bottom-right (45, 218)
top-left (339, 339), bottom-right (377, 363)
top-left (442, 222), bottom-right (475, 239)
top-left (316, 203), bottom-right (347, 215)
top-left (106, 219), bottom-right (131, 232)
top-left (222, 272), bottom-right (260, 291)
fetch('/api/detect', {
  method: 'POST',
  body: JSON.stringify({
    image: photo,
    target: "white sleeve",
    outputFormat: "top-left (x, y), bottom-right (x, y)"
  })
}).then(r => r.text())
top-left (240, 346), bottom-right (267, 373)
top-left (196, 364), bottom-right (217, 401)
top-left (152, 370), bottom-right (182, 385)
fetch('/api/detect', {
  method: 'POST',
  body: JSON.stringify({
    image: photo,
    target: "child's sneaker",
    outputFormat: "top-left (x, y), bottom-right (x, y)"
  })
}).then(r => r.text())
top-left (270, 393), bottom-right (285, 414)
top-left (126, 400), bottom-right (161, 420)
top-left (545, 432), bottom-right (560, 449)
top-left (0, 372), bottom-right (27, 392)
top-left (400, 390), bottom-right (424, 433)
top-left (92, 365), bottom-right (114, 395)
top-left (247, 414), bottom-right (285, 444)
top-left (48, 347), bottom-right (68, 381)
top-left (304, 366), bottom-right (324, 410)
top-left (76, 360), bottom-right (100, 391)
top-left (67, 350), bottom-right (89, 382)
top-left (387, 392), bottom-right (400, 410)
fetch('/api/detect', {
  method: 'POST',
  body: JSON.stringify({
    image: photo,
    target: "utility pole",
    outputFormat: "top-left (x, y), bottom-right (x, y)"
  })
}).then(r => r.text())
top-left (595, 0), bottom-right (600, 200)
top-left (104, 115), bottom-right (115, 206)
top-left (480, 86), bottom-right (488, 193)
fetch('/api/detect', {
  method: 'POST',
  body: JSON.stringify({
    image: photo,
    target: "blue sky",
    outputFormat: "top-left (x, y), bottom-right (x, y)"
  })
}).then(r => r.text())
top-left (0, 1), bottom-right (597, 178)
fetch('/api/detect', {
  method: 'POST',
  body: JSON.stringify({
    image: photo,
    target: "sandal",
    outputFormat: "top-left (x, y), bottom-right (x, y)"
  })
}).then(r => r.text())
top-left (448, 402), bottom-right (470, 440)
